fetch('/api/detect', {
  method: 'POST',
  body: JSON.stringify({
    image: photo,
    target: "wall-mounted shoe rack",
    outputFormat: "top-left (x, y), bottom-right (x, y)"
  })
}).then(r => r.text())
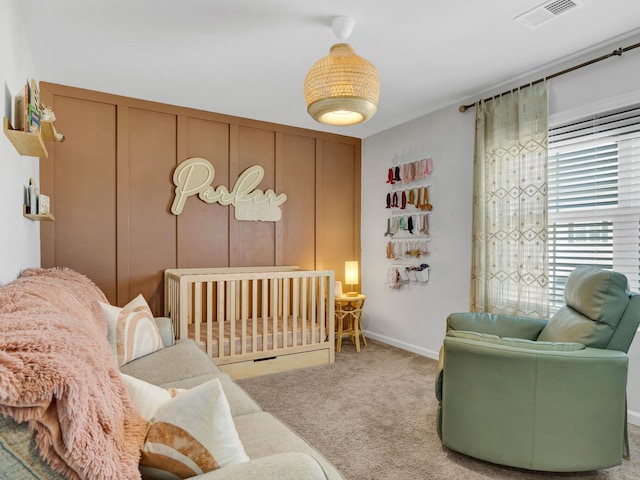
top-left (384, 156), bottom-right (433, 289)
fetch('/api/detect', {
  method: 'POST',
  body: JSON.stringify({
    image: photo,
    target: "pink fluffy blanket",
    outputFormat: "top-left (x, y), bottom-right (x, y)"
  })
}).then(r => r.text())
top-left (0, 268), bottom-right (147, 480)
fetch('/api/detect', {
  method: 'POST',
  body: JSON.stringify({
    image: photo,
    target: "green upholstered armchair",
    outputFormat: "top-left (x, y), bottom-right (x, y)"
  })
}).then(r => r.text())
top-left (436, 266), bottom-right (640, 472)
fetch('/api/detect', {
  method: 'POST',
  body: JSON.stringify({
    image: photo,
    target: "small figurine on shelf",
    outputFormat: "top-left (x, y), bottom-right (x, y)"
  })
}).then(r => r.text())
top-left (41, 106), bottom-right (56, 122)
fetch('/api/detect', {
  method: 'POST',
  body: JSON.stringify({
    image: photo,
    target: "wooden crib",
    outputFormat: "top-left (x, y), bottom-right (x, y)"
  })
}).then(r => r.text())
top-left (164, 267), bottom-right (335, 379)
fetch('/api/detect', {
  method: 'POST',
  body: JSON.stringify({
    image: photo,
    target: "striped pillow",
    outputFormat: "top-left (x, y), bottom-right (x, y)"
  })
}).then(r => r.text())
top-left (101, 294), bottom-right (164, 366)
top-left (137, 378), bottom-right (249, 479)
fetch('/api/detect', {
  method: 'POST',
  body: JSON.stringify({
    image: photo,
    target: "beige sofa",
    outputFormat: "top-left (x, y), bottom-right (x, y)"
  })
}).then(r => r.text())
top-left (0, 268), bottom-right (344, 480)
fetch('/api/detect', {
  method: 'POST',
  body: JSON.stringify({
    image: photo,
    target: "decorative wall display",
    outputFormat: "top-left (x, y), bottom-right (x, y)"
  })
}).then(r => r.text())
top-left (171, 157), bottom-right (288, 222)
top-left (384, 156), bottom-right (433, 289)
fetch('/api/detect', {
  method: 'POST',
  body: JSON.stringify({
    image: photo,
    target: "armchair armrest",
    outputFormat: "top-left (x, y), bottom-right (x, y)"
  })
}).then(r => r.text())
top-left (441, 337), bottom-right (628, 471)
top-left (446, 312), bottom-right (548, 340)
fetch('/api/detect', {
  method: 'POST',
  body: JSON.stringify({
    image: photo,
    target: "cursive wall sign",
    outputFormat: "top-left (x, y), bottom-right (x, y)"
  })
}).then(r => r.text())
top-left (171, 157), bottom-right (287, 222)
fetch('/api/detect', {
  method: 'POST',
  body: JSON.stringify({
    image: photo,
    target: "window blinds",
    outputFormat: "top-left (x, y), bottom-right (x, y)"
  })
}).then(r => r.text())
top-left (548, 104), bottom-right (640, 308)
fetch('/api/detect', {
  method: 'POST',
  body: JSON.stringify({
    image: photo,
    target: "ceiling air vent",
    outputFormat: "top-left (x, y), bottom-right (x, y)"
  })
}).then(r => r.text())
top-left (515, 0), bottom-right (584, 29)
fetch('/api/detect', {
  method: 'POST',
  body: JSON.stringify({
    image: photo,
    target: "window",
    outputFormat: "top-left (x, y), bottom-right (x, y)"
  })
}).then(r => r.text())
top-left (547, 104), bottom-right (640, 311)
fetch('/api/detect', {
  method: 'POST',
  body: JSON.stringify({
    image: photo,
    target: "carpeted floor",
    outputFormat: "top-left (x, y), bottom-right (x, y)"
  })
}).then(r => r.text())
top-left (237, 339), bottom-right (640, 480)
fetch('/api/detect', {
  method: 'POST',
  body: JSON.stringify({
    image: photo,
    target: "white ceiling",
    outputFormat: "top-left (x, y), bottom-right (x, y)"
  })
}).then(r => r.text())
top-left (16, 0), bottom-right (640, 139)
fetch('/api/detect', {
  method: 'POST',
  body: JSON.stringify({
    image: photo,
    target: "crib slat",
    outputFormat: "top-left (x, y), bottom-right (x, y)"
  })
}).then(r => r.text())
top-left (319, 276), bottom-right (325, 342)
top-left (252, 278), bottom-right (258, 353)
top-left (283, 277), bottom-right (289, 350)
top-left (310, 276), bottom-right (317, 344)
top-left (301, 278), bottom-right (308, 346)
top-left (206, 281), bottom-right (213, 357)
top-left (179, 276), bottom-right (189, 340)
top-left (292, 277), bottom-right (299, 347)
top-left (230, 280), bottom-right (237, 357)
top-left (194, 282), bottom-right (202, 347)
top-left (271, 278), bottom-right (278, 349)
top-left (217, 281), bottom-right (225, 358)
top-left (241, 279), bottom-right (248, 355)
top-left (262, 278), bottom-right (268, 352)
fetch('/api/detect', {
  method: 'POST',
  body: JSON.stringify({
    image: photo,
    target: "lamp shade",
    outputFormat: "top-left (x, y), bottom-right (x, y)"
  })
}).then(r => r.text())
top-left (345, 261), bottom-right (359, 286)
top-left (304, 43), bottom-right (380, 126)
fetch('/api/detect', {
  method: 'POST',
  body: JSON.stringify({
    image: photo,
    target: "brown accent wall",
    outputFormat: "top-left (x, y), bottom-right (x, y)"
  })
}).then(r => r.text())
top-left (39, 83), bottom-right (361, 314)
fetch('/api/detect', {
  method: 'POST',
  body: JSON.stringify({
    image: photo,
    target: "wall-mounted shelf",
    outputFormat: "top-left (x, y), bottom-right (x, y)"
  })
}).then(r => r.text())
top-left (3, 117), bottom-right (48, 158)
top-left (41, 120), bottom-right (65, 142)
top-left (23, 205), bottom-right (55, 222)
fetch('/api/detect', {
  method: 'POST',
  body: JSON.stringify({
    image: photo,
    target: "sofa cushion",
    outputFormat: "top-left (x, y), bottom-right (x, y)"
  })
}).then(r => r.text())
top-left (120, 340), bottom-right (262, 417)
top-left (120, 339), bottom-right (218, 383)
top-left (139, 378), bottom-right (249, 479)
top-left (160, 374), bottom-right (262, 418)
top-left (0, 416), bottom-right (68, 480)
top-left (187, 452), bottom-right (329, 480)
top-left (233, 412), bottom-right (344, 480)
top-left (101, 294), bottom-right (164, 366)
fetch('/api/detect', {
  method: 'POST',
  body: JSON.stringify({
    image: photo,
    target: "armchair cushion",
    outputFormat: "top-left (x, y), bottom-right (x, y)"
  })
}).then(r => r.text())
top-left (564, 265), bottom-right (629, 322)
top-left (446, 312), bottom-right (548, 340)
top-left (445, 330), bottom-right (585, 351)
top-left (538, 266), bottom-right (630, 348)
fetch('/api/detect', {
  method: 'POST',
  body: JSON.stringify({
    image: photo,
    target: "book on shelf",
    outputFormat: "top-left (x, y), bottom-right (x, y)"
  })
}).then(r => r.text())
top-left (28, 104), bottom-right (40, 133)
top-left (13, 79), bottom-right (41, 133)
top-left (38, 194), bottom-right (50, 215)
top-left (13, 84), bottom-right (28, 131)
top-left (25, 178), bottom-right (39, 215)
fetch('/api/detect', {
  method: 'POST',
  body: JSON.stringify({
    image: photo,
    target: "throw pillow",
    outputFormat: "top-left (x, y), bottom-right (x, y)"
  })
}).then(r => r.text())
top-left (137, 378), bottom-right (249, 479)
top-left (121, 374), bottom-right (184, 421)
top-left (100, 294), bottom-right (164, 366)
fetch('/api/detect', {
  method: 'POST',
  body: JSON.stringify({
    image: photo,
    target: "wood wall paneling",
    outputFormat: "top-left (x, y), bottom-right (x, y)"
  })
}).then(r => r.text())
top-left (127, 108), bottom-right (177, 312)
top-left (38, 82), bottom-right (361, 314)
top-left (42, 95), bottom-right (119, 303)
top-left (233, 126), bottom-right (276, 267)
top-left (281, 133), bottom-right (316, 270)
top-left (316, 140), bottom-right (360, 287)
top-left (176, 117), bottom-right (231, 268)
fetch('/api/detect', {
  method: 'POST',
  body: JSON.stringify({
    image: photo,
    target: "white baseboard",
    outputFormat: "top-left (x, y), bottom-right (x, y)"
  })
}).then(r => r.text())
top-left (363, 330), bottom-right (440, 360)
top-left (628, 409), bottom-right (640, 426)
top-left (364, 330), bottom-right (640, 426)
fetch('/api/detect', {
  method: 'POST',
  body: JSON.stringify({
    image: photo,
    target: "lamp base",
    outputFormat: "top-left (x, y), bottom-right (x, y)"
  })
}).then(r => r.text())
top-left (346, 291), bottom-right (359, 297)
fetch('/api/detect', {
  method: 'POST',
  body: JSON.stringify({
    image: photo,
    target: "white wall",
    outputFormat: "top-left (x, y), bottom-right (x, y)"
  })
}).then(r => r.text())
top-left (0, 0), bottom-right (40, 285)
top-left (361, 31), bottom-right (640, 424)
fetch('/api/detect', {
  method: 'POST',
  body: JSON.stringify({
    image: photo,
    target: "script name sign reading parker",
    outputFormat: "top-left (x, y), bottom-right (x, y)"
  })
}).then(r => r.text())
top-left (171, 157), bottom-right (287, 221)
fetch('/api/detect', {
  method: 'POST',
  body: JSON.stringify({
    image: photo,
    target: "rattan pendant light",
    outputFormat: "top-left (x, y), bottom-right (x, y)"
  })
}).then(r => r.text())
top-left (304, 16), bottom-right (380, 126)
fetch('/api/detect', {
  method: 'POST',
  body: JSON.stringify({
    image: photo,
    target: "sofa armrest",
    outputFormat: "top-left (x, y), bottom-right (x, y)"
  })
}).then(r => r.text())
top-left (446, 312), bottom-right (548, 340)
top-left (155, 317), bottom-right (175, 347)
top-left (188, 453), bottom-right (329, 480)
top-left (441, 337), bottom-right (628, 471)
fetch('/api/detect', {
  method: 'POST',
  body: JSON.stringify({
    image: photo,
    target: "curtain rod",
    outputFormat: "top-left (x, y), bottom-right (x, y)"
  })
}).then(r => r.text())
top-left (458, 41), bottom-right (640, 113)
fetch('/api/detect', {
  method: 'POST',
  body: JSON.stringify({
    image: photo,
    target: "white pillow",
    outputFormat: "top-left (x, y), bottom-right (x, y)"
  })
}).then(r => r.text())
top-left (100, 294), bottom-right (164, 366)
top-left (134, 378), bottom-right (249, 479)
top-left (121, 374), bottom-right (183, 421)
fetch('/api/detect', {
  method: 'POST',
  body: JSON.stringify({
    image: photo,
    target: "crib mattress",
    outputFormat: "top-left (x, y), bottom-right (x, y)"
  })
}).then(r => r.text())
top-left (187, 317), bottom-right (323, 357)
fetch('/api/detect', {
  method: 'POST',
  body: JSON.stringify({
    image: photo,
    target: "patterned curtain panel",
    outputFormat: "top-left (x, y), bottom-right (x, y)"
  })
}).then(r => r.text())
top-left (470, 82), bottom-right (549, 318)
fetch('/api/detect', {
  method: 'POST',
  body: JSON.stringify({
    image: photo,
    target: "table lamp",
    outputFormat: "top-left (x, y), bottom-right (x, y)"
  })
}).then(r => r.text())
top-left (344, 261), bottom-right (359, 296)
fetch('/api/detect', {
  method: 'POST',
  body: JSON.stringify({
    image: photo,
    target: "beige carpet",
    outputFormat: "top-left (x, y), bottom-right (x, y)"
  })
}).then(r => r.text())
top-left (237, 339), bottom-right (640, 480)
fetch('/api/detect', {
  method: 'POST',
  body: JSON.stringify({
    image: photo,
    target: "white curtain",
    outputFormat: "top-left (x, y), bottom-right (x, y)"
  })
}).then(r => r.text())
top-left (470, 82), bottom-right (549, 318)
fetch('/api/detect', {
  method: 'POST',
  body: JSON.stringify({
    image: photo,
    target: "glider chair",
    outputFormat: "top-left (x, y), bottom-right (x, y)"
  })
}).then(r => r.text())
top-left (436, 266), bottom-right (640, 472)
